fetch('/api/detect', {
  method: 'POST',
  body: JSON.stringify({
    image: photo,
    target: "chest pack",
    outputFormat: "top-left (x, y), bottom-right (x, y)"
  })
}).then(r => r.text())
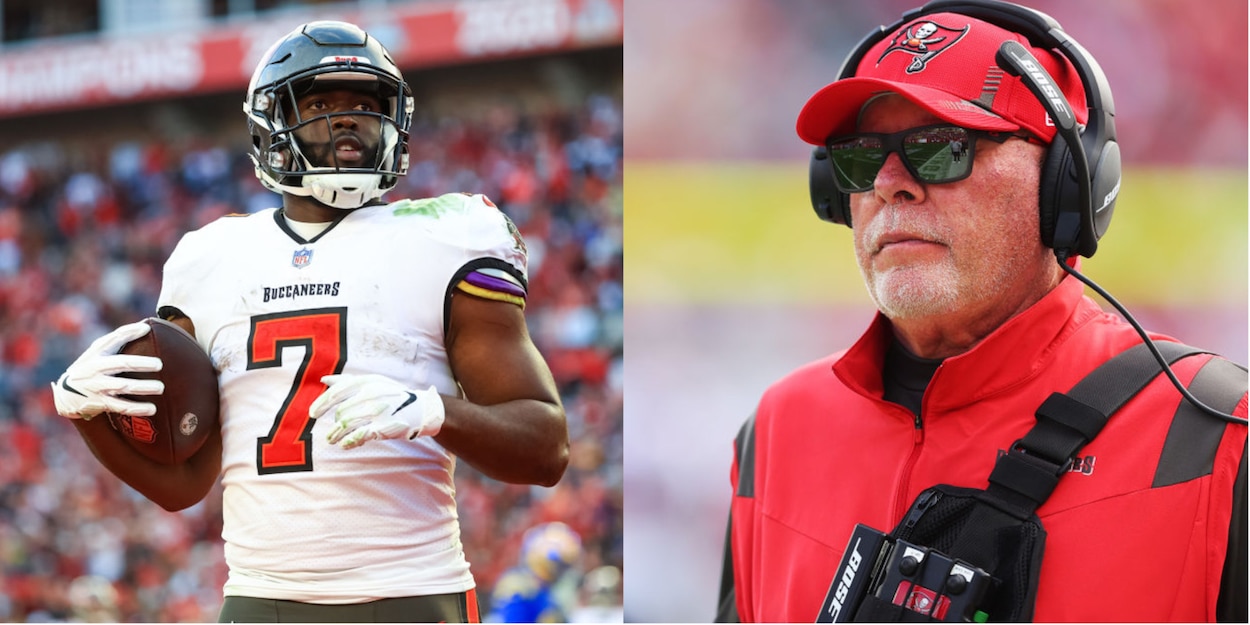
top-left (816, 341), bottom-right (1246, 622)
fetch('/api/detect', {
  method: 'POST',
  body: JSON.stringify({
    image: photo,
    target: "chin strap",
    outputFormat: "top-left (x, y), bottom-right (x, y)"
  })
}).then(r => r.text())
top-left (304, 172), bottom-right (383, 209)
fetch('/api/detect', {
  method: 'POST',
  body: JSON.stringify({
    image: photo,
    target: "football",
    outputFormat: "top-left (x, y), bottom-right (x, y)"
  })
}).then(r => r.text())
top-left (105, 318), bottom-right (219, 465)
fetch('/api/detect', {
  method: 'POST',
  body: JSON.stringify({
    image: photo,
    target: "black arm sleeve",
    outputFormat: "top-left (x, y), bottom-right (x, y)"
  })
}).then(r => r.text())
top-left (715, 510), bottom-right (740, 623)
top-left (1216, 444), bottom-right (1247, 622)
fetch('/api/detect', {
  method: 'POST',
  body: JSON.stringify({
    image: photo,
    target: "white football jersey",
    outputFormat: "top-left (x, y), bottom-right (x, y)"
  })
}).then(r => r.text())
top-left (156, 193), bottom-right (528, 603)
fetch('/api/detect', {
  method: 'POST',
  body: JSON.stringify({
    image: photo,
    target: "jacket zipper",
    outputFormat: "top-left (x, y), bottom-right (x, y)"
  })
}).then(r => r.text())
top-left (897, 488), bottom-right (942, 540)
top-left (892, 410), bottom-right (926, 524)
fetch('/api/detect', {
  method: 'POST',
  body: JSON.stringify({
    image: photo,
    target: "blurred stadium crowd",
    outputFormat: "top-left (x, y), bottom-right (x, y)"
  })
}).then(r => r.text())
top-left (0, 70), bottom-right (622, 622)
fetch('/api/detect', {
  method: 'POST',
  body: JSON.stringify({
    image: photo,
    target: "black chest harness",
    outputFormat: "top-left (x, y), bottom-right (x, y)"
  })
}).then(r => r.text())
top-left (815, 342), bottom-right (1246, 622)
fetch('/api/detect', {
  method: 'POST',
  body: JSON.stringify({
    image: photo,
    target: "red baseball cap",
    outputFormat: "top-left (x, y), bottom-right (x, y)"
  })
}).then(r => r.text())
top-left (796, 12), bottom-right (1088, 145)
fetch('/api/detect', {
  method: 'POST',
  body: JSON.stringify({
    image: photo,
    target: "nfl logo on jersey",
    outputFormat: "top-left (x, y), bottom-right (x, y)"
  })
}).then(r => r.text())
top-left (292, 248), bottom-right (313, 269)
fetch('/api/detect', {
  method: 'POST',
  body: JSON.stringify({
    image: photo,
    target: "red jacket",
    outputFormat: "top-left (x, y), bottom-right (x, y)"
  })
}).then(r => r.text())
top-left (727, 276), bottom-right (1247, 622)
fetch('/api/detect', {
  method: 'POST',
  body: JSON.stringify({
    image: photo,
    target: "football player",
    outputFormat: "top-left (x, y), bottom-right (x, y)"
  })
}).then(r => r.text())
top-left (488, 522), bottom-right (583, 623)
top-left (50, 20), bottom-right (568, 623)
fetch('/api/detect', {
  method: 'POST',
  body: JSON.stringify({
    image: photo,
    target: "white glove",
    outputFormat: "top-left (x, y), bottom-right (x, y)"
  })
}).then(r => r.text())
top-left (50, 321), bottom-right (165, 420)
top-left (309, 374), bottom-right (445, 450)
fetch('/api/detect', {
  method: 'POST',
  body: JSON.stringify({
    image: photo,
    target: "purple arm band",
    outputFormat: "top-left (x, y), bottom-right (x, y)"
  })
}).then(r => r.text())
top-left (462, 270), bottom-right (527, 299)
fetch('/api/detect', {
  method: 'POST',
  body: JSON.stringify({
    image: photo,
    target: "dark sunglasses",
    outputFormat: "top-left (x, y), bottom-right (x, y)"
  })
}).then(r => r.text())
top-left (825, 124), bottom-right (1022, 193)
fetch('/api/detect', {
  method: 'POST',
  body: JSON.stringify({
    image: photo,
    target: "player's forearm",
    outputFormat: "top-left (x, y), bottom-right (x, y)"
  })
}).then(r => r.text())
top-left (72, 417), bottom-right (220, 511)
top-left (435, 397), bottom-right (568, 486)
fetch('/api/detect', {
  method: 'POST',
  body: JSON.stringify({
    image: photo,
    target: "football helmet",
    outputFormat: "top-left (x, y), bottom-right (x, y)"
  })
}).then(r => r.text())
top-left (521, 522), bottom-right (583, 582)
top-left (245, 21), bottom-right (413, 209)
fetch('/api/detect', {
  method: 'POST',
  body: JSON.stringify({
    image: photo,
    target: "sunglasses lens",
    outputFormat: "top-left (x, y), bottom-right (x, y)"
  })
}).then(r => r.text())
top-left (902, 127), bottom-right (973, 183)
top-left (826, 126), bottom-right (976, 193)
top-left (827, 136), bottom-right (886, 192)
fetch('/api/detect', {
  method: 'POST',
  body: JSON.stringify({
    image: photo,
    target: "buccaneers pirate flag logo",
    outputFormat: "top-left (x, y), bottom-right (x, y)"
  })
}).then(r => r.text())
top-left (877, 20), bottom-right (969, 74)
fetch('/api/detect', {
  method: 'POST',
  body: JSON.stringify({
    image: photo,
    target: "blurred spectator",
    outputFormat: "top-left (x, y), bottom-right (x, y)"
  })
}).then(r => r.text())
top-left (487, 522), bottom-right (584, 622)
top-left (569, 565), bottom-right (624, 623)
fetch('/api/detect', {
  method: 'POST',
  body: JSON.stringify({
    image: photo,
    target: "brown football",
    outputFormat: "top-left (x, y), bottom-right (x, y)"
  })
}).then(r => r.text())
top-left (105, 318), bottom-right (219, 465)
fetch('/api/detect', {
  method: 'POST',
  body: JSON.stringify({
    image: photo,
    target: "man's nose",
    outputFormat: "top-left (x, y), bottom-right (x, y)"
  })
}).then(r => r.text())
top-left (872, 152), bottom-right (924, 204)
top-left (331, 112), bottom-right (359, 130)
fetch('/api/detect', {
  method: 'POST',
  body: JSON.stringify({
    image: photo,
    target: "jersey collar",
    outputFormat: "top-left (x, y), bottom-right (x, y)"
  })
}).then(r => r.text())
top-left (273, 207), bottom-right (354, 244)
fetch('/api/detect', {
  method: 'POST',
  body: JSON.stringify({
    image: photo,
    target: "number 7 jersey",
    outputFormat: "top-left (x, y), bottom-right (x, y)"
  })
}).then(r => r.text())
top-left (156, 193), bottom-right (529, 603)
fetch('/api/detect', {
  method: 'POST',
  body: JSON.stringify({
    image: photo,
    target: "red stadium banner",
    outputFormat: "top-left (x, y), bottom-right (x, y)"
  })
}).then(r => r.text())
top-left (0, 0), bottom-right (622, 119)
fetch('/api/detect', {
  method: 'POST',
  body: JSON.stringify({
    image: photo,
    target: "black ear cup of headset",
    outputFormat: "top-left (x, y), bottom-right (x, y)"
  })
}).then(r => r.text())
top-left (808, 0), bottom-right (1120, 259)
top-left (809, 145), bottom-right (850, 226)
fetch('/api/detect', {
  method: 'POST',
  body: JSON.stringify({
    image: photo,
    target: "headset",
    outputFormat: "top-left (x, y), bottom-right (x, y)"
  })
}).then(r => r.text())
top-left (809, 0), bottom-right (1246, 426)
top-left (808, 0), bottom-right (1120, 260)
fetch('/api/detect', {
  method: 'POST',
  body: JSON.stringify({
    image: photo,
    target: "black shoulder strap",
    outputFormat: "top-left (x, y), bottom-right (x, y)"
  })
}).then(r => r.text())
top-left (986, 342), bottom-right (1210, 514)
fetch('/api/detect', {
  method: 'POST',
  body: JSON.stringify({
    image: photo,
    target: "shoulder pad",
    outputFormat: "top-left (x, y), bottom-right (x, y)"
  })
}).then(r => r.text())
top-left (389, 193), bottom-right (527, 265)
